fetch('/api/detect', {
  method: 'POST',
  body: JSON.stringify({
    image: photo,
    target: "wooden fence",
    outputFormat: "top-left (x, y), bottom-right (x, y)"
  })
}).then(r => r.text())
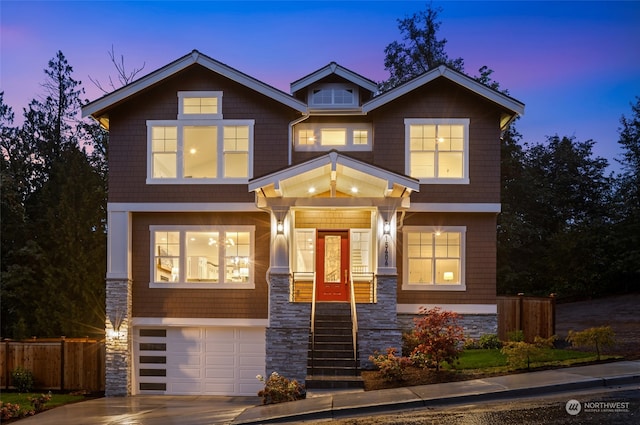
top-left (0, 338), bottom-right (105, 392)
top-left (497, 294), bottom-right (556, 342)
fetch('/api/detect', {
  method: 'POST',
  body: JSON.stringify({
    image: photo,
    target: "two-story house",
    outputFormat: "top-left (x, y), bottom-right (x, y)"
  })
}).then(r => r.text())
top-left (82, 50), bottom-right (523, 397)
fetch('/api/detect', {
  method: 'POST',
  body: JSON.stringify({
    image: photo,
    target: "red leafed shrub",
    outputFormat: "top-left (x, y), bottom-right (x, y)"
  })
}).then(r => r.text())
top-left (410, 307), bottom-right (465, 371)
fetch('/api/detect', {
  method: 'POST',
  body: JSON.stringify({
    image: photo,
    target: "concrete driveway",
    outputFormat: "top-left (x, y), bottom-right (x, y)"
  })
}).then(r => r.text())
top-left (17, 395), bottom-right (262, 425)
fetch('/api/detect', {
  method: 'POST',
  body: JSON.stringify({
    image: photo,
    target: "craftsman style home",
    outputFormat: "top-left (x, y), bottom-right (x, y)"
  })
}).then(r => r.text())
top-left (82, 50), bottom-right (523, 397)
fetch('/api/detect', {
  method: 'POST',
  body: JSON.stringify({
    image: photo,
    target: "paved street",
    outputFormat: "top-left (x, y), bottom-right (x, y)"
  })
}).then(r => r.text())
top-left (299, 386), bottom-right (639, 425)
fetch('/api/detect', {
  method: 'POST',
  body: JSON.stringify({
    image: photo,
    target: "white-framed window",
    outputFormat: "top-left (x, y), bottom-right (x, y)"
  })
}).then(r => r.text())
top-left (150, 226), bottom-right (255, 289)
top-left (293, 229), bottom-right (316, 273)
top-left (294, 123), bottom-right (371, 151)
top-left (402, 226), bottom-right (466, 290)
top-left (309, 84), bottom-right (358, 108)
top-left (178, 91), bottom-right (222, 119)
top-left (350, 229), bottom-right (371, 275)
top-left (405, 118), bottom-right (469, 184)
top-left (147, 119), bottom-right (254, 183)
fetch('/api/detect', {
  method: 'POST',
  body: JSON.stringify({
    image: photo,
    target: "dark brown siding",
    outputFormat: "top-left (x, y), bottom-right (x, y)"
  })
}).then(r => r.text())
top-left (396, 212), bottom-right (497, 305)
top-left (107, 65), bottom-right (300, 203)
top-left (131, 212), bottom-right (270, 319)
top-left (369, 79), bottom-right (505, 204)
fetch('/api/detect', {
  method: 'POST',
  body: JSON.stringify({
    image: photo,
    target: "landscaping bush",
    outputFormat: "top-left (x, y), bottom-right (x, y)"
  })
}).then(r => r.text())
top-left (369, 348), bottom-right (413, 382)
top-left (409, 307), bottom-right (465, 371)
top-left (501, 335), bottom-right (556, 370)
top-left (0, 402), bottom-right (22, 420)
top-left (29, 392), bottom-right (52, 413)
top-left (479, 334), bottom-right (502, 349)
top-left (256, 372), bottom-right (306, 405)
top-left (11, 367), bottom-right (34, 393)
top-left (567, 326), bottom-right (615, 361)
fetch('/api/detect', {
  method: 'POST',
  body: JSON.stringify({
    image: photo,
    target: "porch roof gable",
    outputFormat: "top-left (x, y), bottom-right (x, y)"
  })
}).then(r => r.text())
top-left (248, 151), bottom-right (419, 199)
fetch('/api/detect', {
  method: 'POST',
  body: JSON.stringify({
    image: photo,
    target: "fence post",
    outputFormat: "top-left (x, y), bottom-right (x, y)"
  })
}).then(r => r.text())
top-left (4, 340), bottom-right (9, 390)
top-left (516, 293), bottom-right (524, 336)
top-left (60, 337), bottom-right (65, 391)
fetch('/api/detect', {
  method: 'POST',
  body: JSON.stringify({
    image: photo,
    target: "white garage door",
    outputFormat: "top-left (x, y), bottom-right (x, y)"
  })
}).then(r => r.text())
top-left (135, 326), bottom-right (265, 396)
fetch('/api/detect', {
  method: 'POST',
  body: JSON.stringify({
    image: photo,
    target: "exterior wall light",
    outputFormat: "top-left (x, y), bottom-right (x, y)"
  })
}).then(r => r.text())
top-left (383, 221), bottom-right (391, 234)
top-left (276, 221), bottom-right (284, 234)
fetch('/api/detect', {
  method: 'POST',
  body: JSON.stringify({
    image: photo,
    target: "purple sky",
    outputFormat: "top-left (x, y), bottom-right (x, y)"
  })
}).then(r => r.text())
top-left (2, 1), bottom-right (640, 169)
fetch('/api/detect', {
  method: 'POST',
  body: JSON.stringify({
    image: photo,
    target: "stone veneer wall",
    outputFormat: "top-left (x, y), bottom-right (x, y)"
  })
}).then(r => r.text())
top-left (356, 275), bottom-right (402, 369)
top-left (105, 278), bottom-right (132, 397)
top-left (397, 313), bottom-right (498, 344)
top-left (265, 273), bottom-right (310, 383)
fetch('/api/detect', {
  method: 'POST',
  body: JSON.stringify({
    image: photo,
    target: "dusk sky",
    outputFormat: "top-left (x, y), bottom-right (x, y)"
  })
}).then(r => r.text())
top-left (2, 1), bottom-right (640, 169)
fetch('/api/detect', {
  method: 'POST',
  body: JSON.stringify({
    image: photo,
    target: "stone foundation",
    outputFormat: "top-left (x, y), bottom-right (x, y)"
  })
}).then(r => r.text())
top-left (105, 278), bottom-right (132, 397)
top-left (265, 273), bottom-right (310, 383)
top-left (356, 275), bottom-right (402, 369)
top-left (398, 313), bottom-right (498, 341)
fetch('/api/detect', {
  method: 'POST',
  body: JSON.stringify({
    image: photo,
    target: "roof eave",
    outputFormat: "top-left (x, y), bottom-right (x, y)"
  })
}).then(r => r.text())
top-left (81, 50), bottom-right (307, 120)
top-left (362, 65), bottom-right (525, 118)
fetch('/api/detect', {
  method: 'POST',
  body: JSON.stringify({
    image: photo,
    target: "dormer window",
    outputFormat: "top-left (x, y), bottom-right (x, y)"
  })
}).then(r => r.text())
top-left (178, 91), bottom-right (222, 119)
top-left (309, 84), bottom-right (357, 108)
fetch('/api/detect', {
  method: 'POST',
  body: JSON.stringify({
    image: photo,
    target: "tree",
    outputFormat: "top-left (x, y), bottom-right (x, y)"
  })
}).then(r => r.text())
top-left (609, 97), bottom-right (640, 291)
top-left (1, 52), bottom-right (106, 338)
top-left (379, 3), bottom-right (464, 92)
top-left (497, 135), bottom-right (613, 297)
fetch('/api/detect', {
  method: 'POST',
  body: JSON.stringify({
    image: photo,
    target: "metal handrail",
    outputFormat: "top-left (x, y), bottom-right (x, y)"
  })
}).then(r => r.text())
top-left (348, 272), bottom-right (358, 364)
top-left (310, 271), bottom-right (317, 374)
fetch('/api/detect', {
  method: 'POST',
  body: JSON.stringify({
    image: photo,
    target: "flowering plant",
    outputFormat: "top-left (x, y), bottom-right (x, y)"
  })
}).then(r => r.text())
top-left (369, 348), bottom-right (413, 382)
top-left (256, 371), bottom-right (306, 404)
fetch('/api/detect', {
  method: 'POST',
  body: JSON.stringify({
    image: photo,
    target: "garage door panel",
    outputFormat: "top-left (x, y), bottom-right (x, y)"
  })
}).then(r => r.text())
top-left (205, 367), bottom-right (235, 379)
top-left (136, 326), bottom-right (265, 396)
top-left (205, 342), bottom-right (236, 353)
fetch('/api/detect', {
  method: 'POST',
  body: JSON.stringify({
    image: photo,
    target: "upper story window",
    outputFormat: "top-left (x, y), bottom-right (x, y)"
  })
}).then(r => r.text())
top-left (402, 226), bottom-right (466, 291)
top-left (405, 118), bottom-right (470, 184)
top-left (178, 91), bottom-right (222, 119)
top-left (309, 84), bottom-right (358, 108)
top-left (295, 123), bottom-right (371, 151)
top-left (147, 119), bottom-right (254, 183)
top-left (151, 225), bottom-right (254, 289)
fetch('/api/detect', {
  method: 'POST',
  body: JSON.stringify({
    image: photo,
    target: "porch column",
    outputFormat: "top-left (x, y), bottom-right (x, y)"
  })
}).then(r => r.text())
top-left (105, 209), bottom-right (132, 396)
top-left (269, 207), bottom-right (289, 273)
top-left (376, 207), bottom-right (397, 274)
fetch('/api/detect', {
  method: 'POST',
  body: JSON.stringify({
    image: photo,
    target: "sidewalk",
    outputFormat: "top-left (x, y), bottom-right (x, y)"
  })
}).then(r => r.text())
top-left (16, 360), bottom-right (639, 425)
top-left (232, 360), bottom-right (640, 424)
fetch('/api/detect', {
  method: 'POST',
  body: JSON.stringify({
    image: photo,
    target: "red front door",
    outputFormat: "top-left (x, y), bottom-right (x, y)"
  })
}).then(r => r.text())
top-left (316, 230), bottom-right (349, 302)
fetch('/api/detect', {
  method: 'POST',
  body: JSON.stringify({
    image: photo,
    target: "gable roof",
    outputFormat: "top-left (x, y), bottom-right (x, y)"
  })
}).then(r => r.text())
top-left (290, 62), bottom-right (379, 95)
top-left (249, 150), bottom-right (419, 200)
top-left (82, 50), bottom-right (307, 126)
top-left (363, 65), bottom-right (525, 129)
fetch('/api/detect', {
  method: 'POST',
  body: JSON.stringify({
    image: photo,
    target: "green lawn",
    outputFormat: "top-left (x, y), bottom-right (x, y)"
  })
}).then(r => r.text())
top-left (1, 392), bottom-right (85, 418)
top-left (447, 348), bottom-right (611, 372)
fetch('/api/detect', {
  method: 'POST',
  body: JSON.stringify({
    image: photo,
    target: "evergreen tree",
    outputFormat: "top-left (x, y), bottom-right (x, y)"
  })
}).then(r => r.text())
top-left (610, 97), bottom-right (640, 291)
top-left (380, 3), bottom-right (465, 92)
top-left (1, 52), bottom-right (106, 338)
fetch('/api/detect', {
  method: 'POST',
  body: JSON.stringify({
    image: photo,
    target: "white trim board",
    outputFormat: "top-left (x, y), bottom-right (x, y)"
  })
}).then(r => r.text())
top-left (132, 317), bottom-right (269, 327)
top-left (397, 304), bottom-right (497, 315)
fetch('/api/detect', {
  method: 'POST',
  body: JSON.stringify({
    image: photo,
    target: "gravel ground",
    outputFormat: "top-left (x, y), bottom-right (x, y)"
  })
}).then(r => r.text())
top-left (555, 293), bottom-right (640, 359)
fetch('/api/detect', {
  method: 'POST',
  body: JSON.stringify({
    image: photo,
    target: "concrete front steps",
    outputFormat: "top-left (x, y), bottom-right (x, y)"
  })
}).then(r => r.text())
top-left (306, 302), bottom-right (364, 390)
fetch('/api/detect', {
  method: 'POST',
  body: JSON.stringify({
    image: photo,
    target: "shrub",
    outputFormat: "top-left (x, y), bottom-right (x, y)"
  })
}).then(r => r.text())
top-left (369, 348), bottom-right (413, 382)
top-left (567, 326), bottom-right (615, 361)
top-left (1, 402), bottom-right (22, 420)
top-left (29, 392), bottom-right (52, 412)
top-left (256, 372), bottom-right (306, 405)
top-left (501, 335), bottom-right (556, 370)
top-left (479, 334), bottom-right (502, 349)
top-left (463, 338), bottom-right (480, 350)
top-left (11, 367), bottom-right (34, 393)
top-left (507, 329), bottom-right (524, 342)
top-left (410, 307), bottom-right (465, 371)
